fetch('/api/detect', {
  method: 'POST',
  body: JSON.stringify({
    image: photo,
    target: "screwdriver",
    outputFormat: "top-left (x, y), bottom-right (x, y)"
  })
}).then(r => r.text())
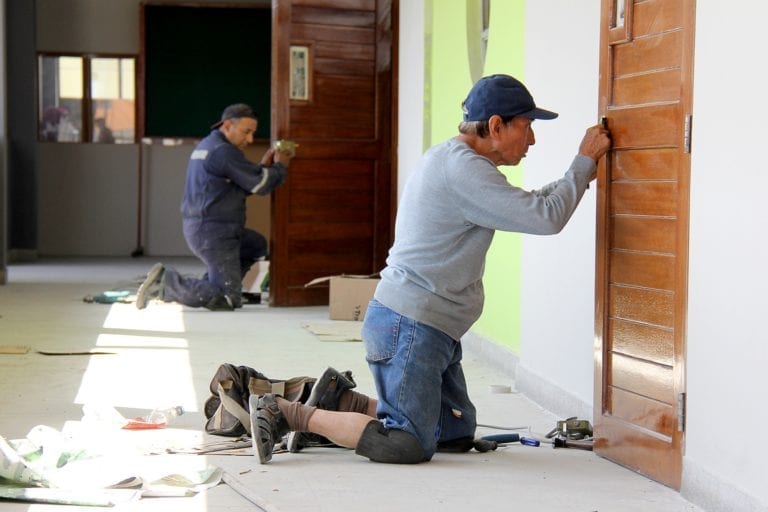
top-left (479, 433), bottom-right (544, 447)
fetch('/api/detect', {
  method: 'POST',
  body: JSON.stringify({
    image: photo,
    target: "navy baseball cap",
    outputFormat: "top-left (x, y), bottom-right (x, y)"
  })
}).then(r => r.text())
top-left (211, 103), bottom-right (258, 129)
top-left (461, 74), bottom-right (558, 122)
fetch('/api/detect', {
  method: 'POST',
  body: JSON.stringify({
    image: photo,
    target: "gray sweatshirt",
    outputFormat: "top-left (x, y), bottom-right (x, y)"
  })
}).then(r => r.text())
top-left (374, 137), bottom-right (596, 340)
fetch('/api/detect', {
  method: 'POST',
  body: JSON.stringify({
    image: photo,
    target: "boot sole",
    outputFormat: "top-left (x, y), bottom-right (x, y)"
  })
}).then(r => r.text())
top-left (135, 263), bottom-right (163, 310)
top-left (249, 394), bottom-right (273, 463)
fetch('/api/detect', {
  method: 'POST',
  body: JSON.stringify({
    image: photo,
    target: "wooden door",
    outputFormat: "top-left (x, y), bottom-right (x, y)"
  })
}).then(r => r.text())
top-left (594, 0), bottom-right (695, 489)
top-left (269, 0), bottom-right (396, 306)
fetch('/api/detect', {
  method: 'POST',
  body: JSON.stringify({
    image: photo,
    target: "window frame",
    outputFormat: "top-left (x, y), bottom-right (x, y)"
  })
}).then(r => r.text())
top-left (37, 52), bottom-right (138, 144)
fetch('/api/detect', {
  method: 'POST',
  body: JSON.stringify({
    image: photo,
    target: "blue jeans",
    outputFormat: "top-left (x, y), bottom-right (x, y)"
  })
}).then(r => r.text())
top-left (361, 300), bottom-right (477, 459)
top-left (162, 219), bottom-right (266, 308)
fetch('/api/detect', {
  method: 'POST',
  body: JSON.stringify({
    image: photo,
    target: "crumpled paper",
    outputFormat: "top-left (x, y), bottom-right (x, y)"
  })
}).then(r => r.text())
top-left (0, 414), bottom-right (222, 505)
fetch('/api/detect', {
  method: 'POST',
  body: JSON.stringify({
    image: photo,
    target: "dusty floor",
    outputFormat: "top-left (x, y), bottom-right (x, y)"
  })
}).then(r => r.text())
top-left (0, 258), bottom-right (704, 511)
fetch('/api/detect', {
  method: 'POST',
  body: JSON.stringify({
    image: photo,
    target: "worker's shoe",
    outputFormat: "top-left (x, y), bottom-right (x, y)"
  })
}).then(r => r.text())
top-left (204, 294), bottom-right (235, 311)
top-left (306, 367), bottom-right (357, 410)
top-left (286, 367), bottom-right (356, 452)
top-left (135, 263), bottom-right (164, 309)
top-left (250, 393), bottom-right (290, 464)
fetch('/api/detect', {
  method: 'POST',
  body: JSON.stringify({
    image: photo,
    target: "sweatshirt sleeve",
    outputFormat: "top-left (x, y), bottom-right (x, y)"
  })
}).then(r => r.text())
top-left (209, 145), bottom-right (288, 196)
top-left (449, 154), bottom-right (596, 235)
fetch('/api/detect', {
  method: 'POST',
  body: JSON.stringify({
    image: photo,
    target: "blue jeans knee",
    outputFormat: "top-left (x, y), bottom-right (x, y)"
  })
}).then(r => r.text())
top-left (361, 300), bottom-right (477, 458)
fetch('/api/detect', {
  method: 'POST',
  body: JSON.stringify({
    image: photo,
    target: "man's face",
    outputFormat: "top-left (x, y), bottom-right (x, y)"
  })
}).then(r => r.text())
top-left (495, 116), bottom-right (535, 166)
top-left (222, 117), bottom-right (258, 150)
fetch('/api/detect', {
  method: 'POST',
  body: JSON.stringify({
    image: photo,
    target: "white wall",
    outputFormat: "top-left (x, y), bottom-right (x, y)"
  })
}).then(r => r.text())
top-left (36, 0), bottom-right (139, 54)
top-left (141, 143), bottom-right (191, 256)
top-left (682, 3), bottom-right (768, 510)
top-left (516, 1), bottom-right (601, 416)
top-left (36, 0), bottom-right (271, 54)
top-left (396, 0), bottom-right (424, 200)
top-left (37, 144), bottom-right (138, 255)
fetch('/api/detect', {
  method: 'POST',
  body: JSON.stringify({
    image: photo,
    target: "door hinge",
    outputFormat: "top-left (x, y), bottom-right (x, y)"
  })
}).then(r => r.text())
top-left (677, 392), bottom-right (686, 432)
top-left (684, 113), bottom-right (693, 154)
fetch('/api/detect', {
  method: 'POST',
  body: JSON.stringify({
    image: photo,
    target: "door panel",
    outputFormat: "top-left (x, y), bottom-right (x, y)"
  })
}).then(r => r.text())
top-left (611, 217), bottom-right (676, 253)
top-left (613, 70), bottom-right (680, 106)
top-left (610, 181), bottom-right (677, 216)
top-left (608, 105), bottom-right (681, 148)
top-left (611, 321), bottom-right (674, 363)
top-left (608, 387), bottom-right (676, 436)
top-left (270, 0), bottom-right (395, 306)
top-left (611, 354), bottom-right (674, 403)
top-left (633, 0), bottom-right (683, 34)
top-left (613, 149), bottom-right (679, 180)
top-left (595, 0), bottom-right (695, 490)
top-left (609, 252), bottom-right (676, 290)
top-left (609, 285), bottom-right (674, 327)
top-left (613, 31), bottom-right (683, 74)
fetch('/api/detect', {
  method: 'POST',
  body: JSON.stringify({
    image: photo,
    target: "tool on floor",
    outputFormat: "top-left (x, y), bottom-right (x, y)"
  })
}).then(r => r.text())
top-left (480, 433), bottom-right (520, 444)
top-left (83, 290), bottom-right (132, 304)
top-left (520, 436), bottom-right (541, 447)
top-left (545, 416), bottom-right (593, 440)
top-left (477, 432), bottom-right (545, 449)
top-left (544, 416), bottom-right (594, 451)
top-left (552, 437), bottom-right (593, 451)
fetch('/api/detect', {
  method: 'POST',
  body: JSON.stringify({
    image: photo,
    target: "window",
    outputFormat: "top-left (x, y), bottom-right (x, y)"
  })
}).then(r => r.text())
top-left (38, 55), bottom-right (136, 143)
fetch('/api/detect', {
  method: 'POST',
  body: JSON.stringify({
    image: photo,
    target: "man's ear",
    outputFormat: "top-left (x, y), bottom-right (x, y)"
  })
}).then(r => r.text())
top-left (487, 115), bottom-right (504, 139)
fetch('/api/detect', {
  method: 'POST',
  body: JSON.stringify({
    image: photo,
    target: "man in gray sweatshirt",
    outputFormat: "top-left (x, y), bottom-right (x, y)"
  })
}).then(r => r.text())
top-left (250, 74), bottom-right (611, 464)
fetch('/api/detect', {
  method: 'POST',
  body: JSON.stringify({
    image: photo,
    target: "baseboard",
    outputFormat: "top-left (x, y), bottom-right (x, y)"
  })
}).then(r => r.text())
top-left (461, 332), bottom-right (591, 422)
top-left (8, 249), bottom-right (38, 262)
top-left (514, 364), bottom-right (593, 422)
top-left (682, 458), bottom-right (768, 512)
top-left (461, 330), bottom-right (519, 378)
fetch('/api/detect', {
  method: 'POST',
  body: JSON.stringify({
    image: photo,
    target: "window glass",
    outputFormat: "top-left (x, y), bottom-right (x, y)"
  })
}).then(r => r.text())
top-left (39, 55), bottom-right (136, 143)
top-left (614, 0), bottom-right (626, 28)
top-left (39, 56), bottom-right (83, 142)
top-left (91, 57), bottom-right (135, 143)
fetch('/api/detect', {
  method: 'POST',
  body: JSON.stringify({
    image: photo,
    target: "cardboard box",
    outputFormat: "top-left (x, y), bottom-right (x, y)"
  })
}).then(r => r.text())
top-left (305, 274), bottom-right (380, 321)
top-left (243, 260), bottom-right (270, 293)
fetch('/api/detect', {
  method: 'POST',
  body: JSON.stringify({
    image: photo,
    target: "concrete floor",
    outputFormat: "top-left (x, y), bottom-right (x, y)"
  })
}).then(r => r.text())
top-left (0, 258), bottom-right (705, 511)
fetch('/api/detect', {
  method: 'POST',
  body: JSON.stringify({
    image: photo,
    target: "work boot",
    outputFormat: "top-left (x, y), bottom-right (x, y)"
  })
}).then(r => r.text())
top-left (135, 263), bottom-right (164, 309)
top-left (250, 393), bottom-right (290, 464)
top-left (204, 294), bottom-right (235, 311)
top-left (286, 367), bottom-right (356, 452)
top-left (307, 367), bottom-right (357, 410)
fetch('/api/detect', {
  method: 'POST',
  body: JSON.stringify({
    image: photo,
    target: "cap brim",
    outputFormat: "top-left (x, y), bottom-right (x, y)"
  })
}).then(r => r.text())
top-left (522, 107), bottom-right (559, 120)
top-left (210, 120), bottom-right (224, 129)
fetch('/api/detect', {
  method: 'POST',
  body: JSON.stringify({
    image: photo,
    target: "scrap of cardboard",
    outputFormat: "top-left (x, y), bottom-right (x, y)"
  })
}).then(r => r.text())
top-left (302, 321), bottom-right (362, 342)
top-left (0, 345), bottom-right (31, 354)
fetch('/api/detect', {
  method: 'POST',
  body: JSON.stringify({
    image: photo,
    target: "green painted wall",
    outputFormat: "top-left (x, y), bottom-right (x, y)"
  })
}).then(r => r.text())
top-left (426, 0), bottom-right (472, 148)
top-left (426, 0), bottom-right (526, 351)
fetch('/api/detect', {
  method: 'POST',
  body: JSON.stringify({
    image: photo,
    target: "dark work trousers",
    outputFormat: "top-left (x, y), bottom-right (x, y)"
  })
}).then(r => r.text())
top-left (163, 219), bottom-right (267, 308)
